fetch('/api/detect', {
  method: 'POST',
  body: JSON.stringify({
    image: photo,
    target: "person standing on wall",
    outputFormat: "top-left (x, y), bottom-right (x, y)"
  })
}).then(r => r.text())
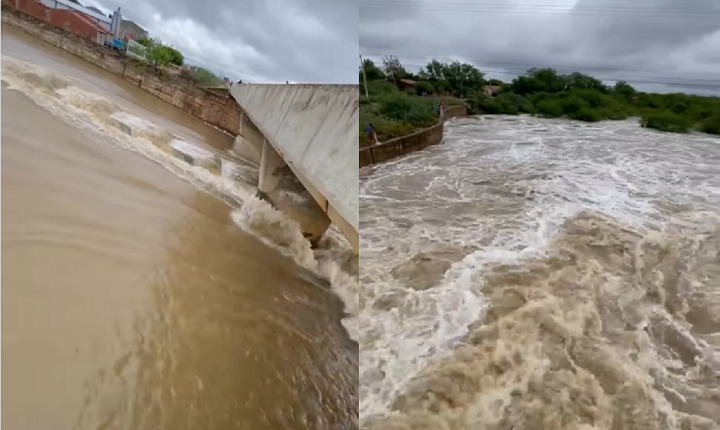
top-left (366, 123), bottom-right (376, 145)
top-left (436, 101), bottom-right (445, 117)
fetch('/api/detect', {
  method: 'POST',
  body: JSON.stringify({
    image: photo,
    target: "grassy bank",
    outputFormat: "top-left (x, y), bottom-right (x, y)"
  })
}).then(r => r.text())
top-left (360, 57), bottom-right (720, 143)
top-left (359, 81), bottom-right (465, 146)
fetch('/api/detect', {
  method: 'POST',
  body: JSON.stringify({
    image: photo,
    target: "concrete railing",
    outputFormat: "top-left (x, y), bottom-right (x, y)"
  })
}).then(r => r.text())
top-left (359, 105), bottom-right (467, 168)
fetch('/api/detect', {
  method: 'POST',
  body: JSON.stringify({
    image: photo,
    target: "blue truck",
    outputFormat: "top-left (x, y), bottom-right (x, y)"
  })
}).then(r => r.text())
top-left (103, 38), bottom-right (125, 52)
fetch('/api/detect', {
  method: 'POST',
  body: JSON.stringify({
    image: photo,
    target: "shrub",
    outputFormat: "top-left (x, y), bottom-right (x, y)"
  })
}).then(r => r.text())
top-left (571, 89), bottom-right (610, 108)
top-left (365, 80), bottom-right (399, 96)
top-left (376, 93), bottom-right (436, 127)
top-left (191, 67), bottom-right (223, 86)
top-left (598, 105), bottom-right (632, 120)
top-left (496, 92), bottom-right (534, 114)
top-left (466, 92), bottom-right (532, 115)
top-left (536, 99), bottom-right (564, 118)
top-left (414, 81), bottom-right (435, 96)
top-left (359, 109), bottom-right (415, 146)
top-left (561, 96), bottom-right (589, 115)
top-left (698, 114), bottom-right (720, 135)
top-left (641, 112), bottom-right (692, 133)
top-left (569, 107), bottom-right (601, 122)
top-left (359, 92), bottom-right (436, 145)
top-left (467, 94), bottom-right (500, 114)
top-left (528, 92), bottom-right (553, 105)
top-left (478, 98), bottom-right (505, 114)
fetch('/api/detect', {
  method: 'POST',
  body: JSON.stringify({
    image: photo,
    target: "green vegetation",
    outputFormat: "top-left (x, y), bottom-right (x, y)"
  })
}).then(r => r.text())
top-left (189, 66), bottom-right (224, 87)
top-left (640, 112), bottom-right (693, 133)
top-left (134, 38), bottom-right (225, 87)
top-left (136, 37), bottom-right (184, 67)
top-left (359, 57), bottom-right (465, 146)
top-left (699, 114), bottom-right (720, 134)
top-left (359, 56), bottom-right (720, 146)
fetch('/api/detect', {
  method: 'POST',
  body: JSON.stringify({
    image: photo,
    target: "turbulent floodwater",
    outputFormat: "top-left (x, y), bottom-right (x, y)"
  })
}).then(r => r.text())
top-left (2, 28), bottom-right (358, 430)
top-left (360, 115), bottom-right (720, 430)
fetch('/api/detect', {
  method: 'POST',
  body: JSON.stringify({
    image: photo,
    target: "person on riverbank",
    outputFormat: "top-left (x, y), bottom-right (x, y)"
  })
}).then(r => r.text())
top-left (436, 101), bottom-right (445, 117)
top-left (366, 123), bottom-right (376, 145)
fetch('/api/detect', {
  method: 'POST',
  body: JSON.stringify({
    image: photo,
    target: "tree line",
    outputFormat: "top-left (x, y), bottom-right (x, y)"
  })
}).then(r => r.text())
top-left (359, 55), bottom-right (720, 145)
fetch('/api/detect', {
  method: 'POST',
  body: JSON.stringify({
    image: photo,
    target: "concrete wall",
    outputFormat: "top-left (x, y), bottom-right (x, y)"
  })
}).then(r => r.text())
top-left (2, 5), bottom-right (242, 136)
top-left (359, 105), bottom-right (467, 168)
top-left (231, 84), bottom-right (359, 246)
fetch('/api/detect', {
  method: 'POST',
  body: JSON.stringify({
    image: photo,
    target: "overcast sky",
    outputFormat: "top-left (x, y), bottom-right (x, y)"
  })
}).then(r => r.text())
top-left (83, 0), bottom-right (358, 83)
top-left (360, 0), bottom-right (720, 95)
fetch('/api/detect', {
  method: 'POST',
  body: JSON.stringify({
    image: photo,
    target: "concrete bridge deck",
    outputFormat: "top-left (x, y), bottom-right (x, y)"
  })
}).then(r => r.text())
top-left (229, 84), bottom-right (359, 250)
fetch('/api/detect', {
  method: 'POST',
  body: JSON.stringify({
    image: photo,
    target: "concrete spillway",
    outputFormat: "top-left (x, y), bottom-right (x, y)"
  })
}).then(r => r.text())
top-left (229, 84), bottom-right (359, 250)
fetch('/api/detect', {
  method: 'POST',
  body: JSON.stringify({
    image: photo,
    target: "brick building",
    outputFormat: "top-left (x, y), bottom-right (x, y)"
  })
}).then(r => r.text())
top-left (8, 0), bottom-right (110, 41)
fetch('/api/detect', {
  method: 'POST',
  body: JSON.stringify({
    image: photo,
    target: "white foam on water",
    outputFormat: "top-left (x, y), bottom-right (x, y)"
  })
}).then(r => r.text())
top-left (1, 54), bottom-right (359, 342)
top-left (169, 139), bottom-right (216, 162)
top-left (359, 193), bottom-right (586, 418)
top-left (316, 228), bottom-right (360, 342)
top-left (109, 110), bottom-right (160, 133)
top-left (359, 265), bottom-right (485, 417)
top-left (359, 115), bottom-right (720, 424)
top-left (220, 159), bottom-right (239, 178)
top-left (232, 200), bottom-right (359, 342)
top-left (231, 196), bottom-right (319, 270)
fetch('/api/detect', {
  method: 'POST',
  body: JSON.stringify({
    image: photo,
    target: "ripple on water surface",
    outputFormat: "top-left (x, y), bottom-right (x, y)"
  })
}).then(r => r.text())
top-left (360, 116), bottom-right (720, 430)
top-left (2, 51), bottom-right (360, 430)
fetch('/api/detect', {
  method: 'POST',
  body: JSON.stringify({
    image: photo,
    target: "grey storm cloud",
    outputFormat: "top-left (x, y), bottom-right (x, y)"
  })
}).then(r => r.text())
top-left (359, 0), bottom-right (720, 94)
top-left (86, 0), bottom-right (358, 83)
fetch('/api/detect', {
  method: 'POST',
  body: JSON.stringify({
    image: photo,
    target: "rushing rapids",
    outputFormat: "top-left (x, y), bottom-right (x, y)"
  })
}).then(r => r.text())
top-left (360, 115), bottom-right (720, 430)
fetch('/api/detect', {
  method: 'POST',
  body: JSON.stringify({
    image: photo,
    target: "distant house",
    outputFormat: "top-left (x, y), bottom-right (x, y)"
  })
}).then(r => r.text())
top-left (398, 79), bottom-right (417, 92)
top-left (485, 85), bottom-right (501, 97)
top-left (120, 19), bottom-right (148, 41)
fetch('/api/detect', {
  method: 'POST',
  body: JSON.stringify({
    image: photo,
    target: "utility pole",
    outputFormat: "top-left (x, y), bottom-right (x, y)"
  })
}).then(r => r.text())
top-left (359, 55), bottom-right (370, 100)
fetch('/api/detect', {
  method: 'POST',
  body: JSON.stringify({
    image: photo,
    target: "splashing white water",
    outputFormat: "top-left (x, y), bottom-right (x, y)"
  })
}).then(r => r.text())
top-left (360, 115), bottom-right (720, 427)
top-left (2, 54), bottom-right (359, 342)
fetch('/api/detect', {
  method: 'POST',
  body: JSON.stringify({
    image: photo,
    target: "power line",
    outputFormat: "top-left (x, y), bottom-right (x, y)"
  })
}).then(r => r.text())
top-left (359, 1), bottom-right (720, 18)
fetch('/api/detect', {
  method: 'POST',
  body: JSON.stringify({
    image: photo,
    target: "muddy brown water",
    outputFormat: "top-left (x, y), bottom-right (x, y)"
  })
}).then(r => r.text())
top-left (360, 115), bottom-right (720, 430)
top-left (2, 26), bottom-right (358, 430)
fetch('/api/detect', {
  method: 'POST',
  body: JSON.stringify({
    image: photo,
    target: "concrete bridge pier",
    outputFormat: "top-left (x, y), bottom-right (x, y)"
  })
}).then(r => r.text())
top-left (232, 112), bottom-right (262, 164)
top-left (256, 139), bottom-right (331, 246)
top-left (230, 84), bottom-right (359, 251)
